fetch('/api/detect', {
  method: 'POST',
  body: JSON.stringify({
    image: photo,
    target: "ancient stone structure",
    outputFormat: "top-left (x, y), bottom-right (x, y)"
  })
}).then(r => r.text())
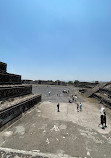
top-left (22, 79), bottom-right (67, 86)
top-left (0, 85), bottom-right (32, 100)
top-left (90, 83), bottom-right (111, 108)
top-left (0, 62), bottom-right (7, 73)
top-left (85, 82), bottom-right (111, 98)
top-left (0, 61), bottom-right (41, 129)
top-left (0, 147), bottom-right (48, 158)
top-left (0, 95), bottom-right (41, 129)
top-left (78, 81), bottom-right (111, 108)
top-left (74, 81), bottom-right (99, 88)
top-left (0, 61), bottom-right (21, 85)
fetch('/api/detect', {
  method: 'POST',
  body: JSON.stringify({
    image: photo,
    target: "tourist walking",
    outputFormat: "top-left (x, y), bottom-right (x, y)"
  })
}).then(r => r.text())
top-left (80, 103), bottom-right (82, 111)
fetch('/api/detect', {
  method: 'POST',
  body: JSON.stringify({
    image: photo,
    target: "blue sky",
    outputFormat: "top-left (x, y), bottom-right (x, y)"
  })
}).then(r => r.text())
top-left (0, 0), bottom-right (111, 81)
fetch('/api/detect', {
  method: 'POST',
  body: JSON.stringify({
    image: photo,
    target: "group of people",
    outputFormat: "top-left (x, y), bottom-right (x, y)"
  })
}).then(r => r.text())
top-left (57, 102), bottom-right (83, 113)
top-left (69, 95), bottom-right (77, 103)
top-left (49, 89), bottom-right (107, 130)
top-left (77, 102), bottom-right (82, 112)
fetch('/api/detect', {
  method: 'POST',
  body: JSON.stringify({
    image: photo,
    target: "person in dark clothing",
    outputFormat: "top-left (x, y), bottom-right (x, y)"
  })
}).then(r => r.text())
top-left (57, 103), bottom-right (60, 112)
top-left (103, 112), bottom-right (107, 127)
top-left (98, 114), bottom-right (104, 128)
top-left (72, 96), bottom-right (74, 102)
top-left (77, 103), bottom-right (79, 112)
top-left (101, 114), bottom-right (104, 127)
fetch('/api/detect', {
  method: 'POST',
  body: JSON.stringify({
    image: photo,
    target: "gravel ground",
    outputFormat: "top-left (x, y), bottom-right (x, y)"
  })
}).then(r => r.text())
top-left (32, 85), bottom-right (85, 103)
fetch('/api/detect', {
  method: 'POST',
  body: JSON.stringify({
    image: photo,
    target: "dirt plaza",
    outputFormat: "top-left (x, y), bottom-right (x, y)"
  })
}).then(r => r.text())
top-left (0, 85), bottom-right (111, 158)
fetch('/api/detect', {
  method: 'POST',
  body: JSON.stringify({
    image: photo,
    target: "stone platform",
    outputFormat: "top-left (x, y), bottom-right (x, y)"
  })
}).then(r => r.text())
top-left (0, 61), bottom-right (41, 130)
top-left (0, 72), bottom-right (21, 85)
top-left (0, 61), bottom-right (21, 85)
top-left (0, 85), bottom-right (111, 158)
top-left (92, 93), bottom-right (111, 108)
top-left (0, 84), bottom-right (32, 100)
top-left (0, 94), bottom-right (41, 129)
top-left (0, 147), bottom-right (49, 158)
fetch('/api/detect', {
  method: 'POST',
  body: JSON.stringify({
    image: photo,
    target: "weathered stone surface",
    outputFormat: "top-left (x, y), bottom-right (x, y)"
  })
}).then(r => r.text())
top-left (99, 88), bottom-right (111, 99)
top-left (0, 86), bottom-right (111, 158)
top-left (92, 93), bottom-right (111, 108)
top-left (0, 72), bottom-right (21, 85)
top-left (85, 82), bottom-right (111, 97)
top-left (0, 95), bottom-right (41, 129)
top-left (0, 61), bottom-right (41, 130)
top-left (0, 85), bottom-right (32, 100)
top-left (74, 82), bottom-right (98, 88)
top-left (0, 61), bottom-right (7, 73)
top-left (0, 148), bottom-right (48, 158)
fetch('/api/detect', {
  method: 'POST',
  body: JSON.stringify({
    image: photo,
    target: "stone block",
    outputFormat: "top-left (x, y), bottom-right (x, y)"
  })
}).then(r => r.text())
top-left (0, 72), bottom-right (21, 84)
top-left (0, 85), bottom-right (32, 100)
top-left (0, 95), bottom-right (41, 128)
top-left (0, 61), bottom-right (7, 73)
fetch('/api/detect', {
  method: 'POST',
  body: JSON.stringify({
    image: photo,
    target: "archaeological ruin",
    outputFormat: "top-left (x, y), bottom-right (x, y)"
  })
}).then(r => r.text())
top-left (0, 61), bottom-right (41, 130)
top-left (78, 81), bottom-right (111, 108)
top-left (1, 61), bottom-right (111, 158)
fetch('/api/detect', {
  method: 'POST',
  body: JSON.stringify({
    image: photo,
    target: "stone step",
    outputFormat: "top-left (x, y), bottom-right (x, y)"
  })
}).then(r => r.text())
top-left (85, 82), bottom-right (111, 97)
top-left (0, 147), bottom-right (48, 158)
top-left (0, 84), bottom-right (32, 100)
top-left (99, 88), bottom-right (111, 98)
top-left (0, 147), bottom-right (77, 158)
top-left (0, 72), bottom-right (21, 85)
top-left (0, 94), bottom-right (41, 129)
top-left (92, 93), bottom-right (111, 108)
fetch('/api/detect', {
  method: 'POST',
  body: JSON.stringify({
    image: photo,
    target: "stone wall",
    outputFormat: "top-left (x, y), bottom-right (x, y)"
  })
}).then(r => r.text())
top-left (0, 85), bottom-right (32, 100)
top-left (22, 79), bottom-right (33, 84)
top-left (0, 95), bottom-right (41, 128)
top-left (99, 88), bottom-right (111, 98)
top-left (0, 148), bottom-right (48, 158)
top-left (0, 73), bottom-right (21, 84)
top-left (92, 93), bottom-right (111, 108)
top-left (74, 82), bottom-right (98, 88)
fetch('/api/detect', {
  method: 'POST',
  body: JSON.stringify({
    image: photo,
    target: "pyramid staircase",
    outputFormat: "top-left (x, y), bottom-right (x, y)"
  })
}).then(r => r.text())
top-left (0, 61), bottom-right (41, 129)
top-left (85, 82), bottom-right (111, 98)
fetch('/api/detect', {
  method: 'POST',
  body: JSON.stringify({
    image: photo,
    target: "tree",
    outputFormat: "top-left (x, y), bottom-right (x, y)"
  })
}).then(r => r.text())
top-left (68, 81), bottom-right (73, 85)
top-left (74, 80), bottom-right (79, 85)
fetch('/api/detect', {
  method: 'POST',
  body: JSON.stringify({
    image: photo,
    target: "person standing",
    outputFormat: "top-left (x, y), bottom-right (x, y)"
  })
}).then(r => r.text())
top-left (100, 114), bottom-right (104, 128)
top-left (100, 106), bottom-right (105, 115)
top-left (48, 91), bottom-right (51, 96)
top-left (103, 111), bottom-right (107, 127)
top-left (57, 103), bottom-right (60, 112)
top-left (99, 113), bottom-right (104, 128)
top-left (77, 103), bottom-right (79, 112)
top-left (75, 95), bottom-right (77, 102)
top-left (72, 96), bottom-right (74, 102)
top-left (80, 103), bottom-right (82, 111)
